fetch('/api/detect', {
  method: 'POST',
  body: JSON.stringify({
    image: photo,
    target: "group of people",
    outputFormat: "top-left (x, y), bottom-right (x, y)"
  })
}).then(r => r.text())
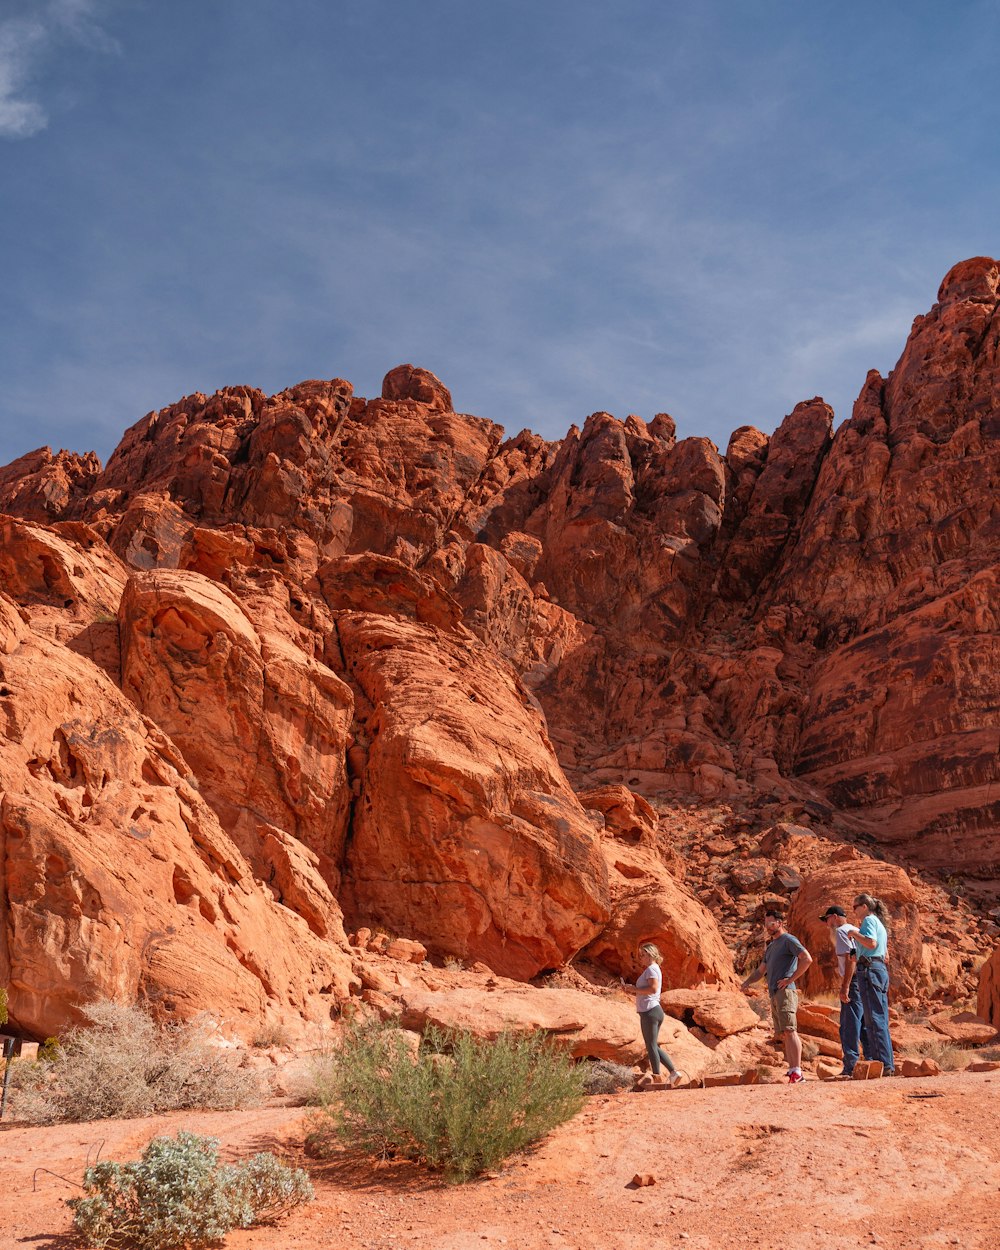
top-left (622, 893), bottom-right (895, 1085)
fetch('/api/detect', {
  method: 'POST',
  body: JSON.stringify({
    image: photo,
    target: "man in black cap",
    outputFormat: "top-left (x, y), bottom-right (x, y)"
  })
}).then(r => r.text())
top-left (821, 905), bottom-right (866, 1077)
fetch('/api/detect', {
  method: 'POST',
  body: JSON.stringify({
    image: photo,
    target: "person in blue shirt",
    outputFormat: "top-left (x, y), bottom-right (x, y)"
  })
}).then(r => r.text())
top-left (846, 893), bottom-right (895, 1076)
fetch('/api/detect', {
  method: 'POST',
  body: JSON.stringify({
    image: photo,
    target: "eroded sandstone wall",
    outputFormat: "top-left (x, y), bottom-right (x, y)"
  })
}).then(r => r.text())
top-left (2, 262), bottom-right (999, 1035)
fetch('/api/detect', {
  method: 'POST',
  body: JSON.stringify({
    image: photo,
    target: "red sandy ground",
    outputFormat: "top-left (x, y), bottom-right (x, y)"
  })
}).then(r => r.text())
top-left (3, 1074), bottom-right (999, 1250)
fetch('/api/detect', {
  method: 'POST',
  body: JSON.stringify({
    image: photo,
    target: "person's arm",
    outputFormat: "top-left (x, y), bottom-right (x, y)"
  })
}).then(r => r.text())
top-left (846, 921), bottom-right (877, 951)
top-left (621, 968), bottom-right (651, 996)
top-left (741, 962), bottom-right (766, 993)
top-left (777, 947), bottom-right (812, 990)
top-left (840, 952), bottom-right (857, 1003)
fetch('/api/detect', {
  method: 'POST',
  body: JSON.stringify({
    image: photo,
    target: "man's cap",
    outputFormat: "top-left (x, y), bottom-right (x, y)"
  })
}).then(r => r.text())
top-left (820, 905), bottom-right (846, 920)
top-left (763, 907), bottom-right (785, 920)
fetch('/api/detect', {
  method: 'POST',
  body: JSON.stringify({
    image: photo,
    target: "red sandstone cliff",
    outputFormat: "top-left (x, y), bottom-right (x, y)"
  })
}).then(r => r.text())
top-left (1, 263), bottom-right (999, 1038)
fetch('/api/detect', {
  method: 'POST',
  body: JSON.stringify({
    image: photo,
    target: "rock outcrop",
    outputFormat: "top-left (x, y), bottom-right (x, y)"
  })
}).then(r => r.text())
top-left (2, 260), bottom-right (999, 1038)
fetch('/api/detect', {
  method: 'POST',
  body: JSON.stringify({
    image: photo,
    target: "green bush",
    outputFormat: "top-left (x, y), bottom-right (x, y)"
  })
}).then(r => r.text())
top-left (0, 987), bottom-right (8, 1027)
top-left (68, 1130), bottom-right (313, 1249)
top-left (306, 1019), bottom-right (584, 1182)
top-left (9, 1001), bottom-right (261, 1124)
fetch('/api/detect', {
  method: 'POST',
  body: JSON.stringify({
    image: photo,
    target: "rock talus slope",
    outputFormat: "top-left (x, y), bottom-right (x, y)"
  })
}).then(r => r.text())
top-left (1, 259), bottom-right (999, 1038)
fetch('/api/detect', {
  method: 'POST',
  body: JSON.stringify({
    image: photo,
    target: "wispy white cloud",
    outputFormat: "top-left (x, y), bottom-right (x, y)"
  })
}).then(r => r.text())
top-left (0, 19), bottom-right (48, 137)
top-left (0, 0), bottom-right (116, 139)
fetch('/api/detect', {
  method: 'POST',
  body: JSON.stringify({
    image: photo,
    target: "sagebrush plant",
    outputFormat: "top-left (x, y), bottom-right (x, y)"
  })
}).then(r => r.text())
top-left (306, 1018), bottom-right (585, 1182)
top-left (909, 1039), bottom-right (971, 1071)
top-left (580, 1058), bottom-right (635, 1094)
top-left (9, 1001), bottom-right (261, 1124)
top-left (68, 1130), bottom-right (313, 1249)
top-left (0, 986), bottom-right (7, 1027)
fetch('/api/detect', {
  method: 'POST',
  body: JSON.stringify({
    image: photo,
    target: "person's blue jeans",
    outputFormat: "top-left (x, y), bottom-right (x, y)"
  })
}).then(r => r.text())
top-left (857, 960), bottom-right (894, 1072)
top-left (839, 976), bottom-right (865, 1074)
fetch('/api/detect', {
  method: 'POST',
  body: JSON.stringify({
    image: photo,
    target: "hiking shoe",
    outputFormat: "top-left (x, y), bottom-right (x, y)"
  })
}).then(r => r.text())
top-left (669, 1070), bottom-right (686, 1089)
top-left (787, 1070), bottom-right (805, 1084)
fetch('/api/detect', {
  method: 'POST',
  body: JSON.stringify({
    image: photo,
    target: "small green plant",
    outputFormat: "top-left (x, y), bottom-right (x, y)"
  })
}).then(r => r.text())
top-left (0, 987), bottom-right (7, 1027)
top-left (8, 1001), bottom-right (261, 1124)
top-left (68, 1130), bottom-right (312, 1249)
top-left (37, 1036), bottom-right (61, 1063)
top-left (306, 1018), bottom-right (584, 1182)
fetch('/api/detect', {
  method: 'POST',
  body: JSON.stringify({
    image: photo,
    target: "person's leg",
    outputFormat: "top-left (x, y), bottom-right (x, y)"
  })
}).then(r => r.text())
top-left (775, 986), bottom-right (802, 1075)
top-left (857, 966), bottom-right (894, 1070)
top-left (639, 1009), bottom-right (662, 1075)
top-left (783, 1028), bottom-right (802, 1072)
top-left (867, 964), bottom-right (894, 1072)
top-left (650, 1006), bottom-right (677, 1075)
top-left (840, 980), bottom-right (863, 1074)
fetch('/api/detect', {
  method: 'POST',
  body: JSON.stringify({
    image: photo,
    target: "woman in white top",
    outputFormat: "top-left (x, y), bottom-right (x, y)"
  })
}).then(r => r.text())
top-left (621, 942), bottom-right (683, 1087)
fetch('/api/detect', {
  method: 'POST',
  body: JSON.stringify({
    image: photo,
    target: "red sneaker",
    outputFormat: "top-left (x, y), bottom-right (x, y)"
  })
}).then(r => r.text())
top-left (788, 1071), bottom-right (805, 1084)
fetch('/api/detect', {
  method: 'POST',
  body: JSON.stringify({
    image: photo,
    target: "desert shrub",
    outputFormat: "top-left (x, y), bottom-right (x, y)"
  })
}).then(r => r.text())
top-left (68, 1130), bottom-right (312, 1249)
top-left (908, 1039), bottom-right (970, 1071)
top-left (0, 987), bottom-right (8, 1026)
top-left (306, 1018), bottom-right (584, 1182)
top-left (251, 1021), bottom-right (292, 1049)
top-left (9, 1002), bottom-right (261, 1124)
top-left (581, 1058), bottom-right (635, 1094)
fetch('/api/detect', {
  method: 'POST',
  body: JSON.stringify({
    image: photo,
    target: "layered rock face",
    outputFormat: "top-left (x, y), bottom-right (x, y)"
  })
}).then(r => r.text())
top-left (1, 260), bottom-right (999, 1036)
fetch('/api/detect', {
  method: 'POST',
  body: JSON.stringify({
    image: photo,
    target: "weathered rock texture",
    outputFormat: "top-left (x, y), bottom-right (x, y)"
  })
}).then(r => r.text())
top-left (2, 256), bottom-right (1000, 1037)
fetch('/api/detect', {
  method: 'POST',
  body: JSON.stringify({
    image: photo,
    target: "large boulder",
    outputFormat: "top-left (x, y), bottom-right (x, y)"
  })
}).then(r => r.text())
top-left (785, 861), bottom-right (922, 996)
top-left (978, 945), bottom-right (1000, 1030)
top-left (119, 570), bottom-right (354, 922)
top-left (583, 841), bottom-right (738, 989)
top-left (0, 594), bottom-right (355, 1039)
top-left (659, 988), bottom-right (761, 1038)
top-left (326, 558), bottom-right (610, 979)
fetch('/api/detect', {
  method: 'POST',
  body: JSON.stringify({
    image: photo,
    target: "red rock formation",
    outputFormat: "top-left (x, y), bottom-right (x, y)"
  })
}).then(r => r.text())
top-left (324, 556), bottom-right (611, 979)
top-left (979, 944), bottom-right (1000, 1030)
top-left (2, 257), bottom-right (999, 1038)
top-left (0, 448), bottom-right (101, 522)
top-left (0, 593), bottom-right (355, 1039)
top-left (785, 862), bottom-right (922, 996)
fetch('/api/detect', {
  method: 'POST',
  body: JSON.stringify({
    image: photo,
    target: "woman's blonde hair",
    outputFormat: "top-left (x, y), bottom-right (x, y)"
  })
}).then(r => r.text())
top-left (639, 942), bottom-right (662, 963)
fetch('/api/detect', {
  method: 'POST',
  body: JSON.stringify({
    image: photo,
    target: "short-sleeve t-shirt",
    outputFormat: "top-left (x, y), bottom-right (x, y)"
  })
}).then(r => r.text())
top-left (856, 915), bottom-right (888, 959)
top-left (834, 923), bottom-right (858, 977)
top-left (635, 962), bottom-right (662, 1013)
top-left (763, 932), bottom-right (806, 996)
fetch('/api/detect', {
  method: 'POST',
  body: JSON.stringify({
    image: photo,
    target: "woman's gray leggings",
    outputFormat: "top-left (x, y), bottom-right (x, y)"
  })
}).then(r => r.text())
top-left (639, 1005), bottom-right (676, 1075)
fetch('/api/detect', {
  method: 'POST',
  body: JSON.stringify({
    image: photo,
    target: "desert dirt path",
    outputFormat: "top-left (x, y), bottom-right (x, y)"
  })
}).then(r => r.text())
top-left (2, 1073), bottom-right (998, 1250)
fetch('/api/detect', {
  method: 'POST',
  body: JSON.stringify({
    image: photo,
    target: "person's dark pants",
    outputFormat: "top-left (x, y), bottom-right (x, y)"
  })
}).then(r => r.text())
top-left (857, 960), bottom-right (895, 1072)
top-left (839, 976), bottom-right (865, 1074)
top-left (639, 1005), bottom-right (677, 1076)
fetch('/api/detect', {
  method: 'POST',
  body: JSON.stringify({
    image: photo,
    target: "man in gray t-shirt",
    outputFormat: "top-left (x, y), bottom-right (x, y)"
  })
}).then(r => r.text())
top-left (741, 909), bottom-right (813, 1083)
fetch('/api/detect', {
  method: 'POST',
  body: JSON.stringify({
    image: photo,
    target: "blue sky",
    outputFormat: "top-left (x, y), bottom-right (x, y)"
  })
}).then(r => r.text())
top-left (1, 1), bottom-right (997, 467)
